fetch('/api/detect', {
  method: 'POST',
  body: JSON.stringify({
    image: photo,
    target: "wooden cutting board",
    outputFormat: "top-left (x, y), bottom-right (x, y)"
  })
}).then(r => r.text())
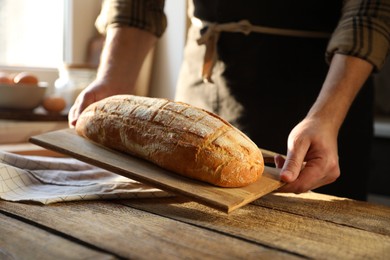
top-left (30, 128), bottom-right (284, 213)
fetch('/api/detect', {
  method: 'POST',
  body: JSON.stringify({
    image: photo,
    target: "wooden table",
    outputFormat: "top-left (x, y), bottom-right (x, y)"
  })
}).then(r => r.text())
top-left (1, 191), bottom-right (390, 259)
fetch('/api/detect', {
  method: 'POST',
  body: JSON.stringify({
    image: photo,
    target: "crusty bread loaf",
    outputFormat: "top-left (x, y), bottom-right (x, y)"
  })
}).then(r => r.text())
top-left (75, 95), bottom-right (264, 187)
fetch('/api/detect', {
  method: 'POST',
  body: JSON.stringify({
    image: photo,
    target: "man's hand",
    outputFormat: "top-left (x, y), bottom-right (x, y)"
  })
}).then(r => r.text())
top-left (67, 26), bottom-right (157, 127)
top-left (68, 79), bottom-right (133, 127)
top-left (275, 54), bottom-right (373, 193)
top-left (275, 117), bottom-right (340, 193)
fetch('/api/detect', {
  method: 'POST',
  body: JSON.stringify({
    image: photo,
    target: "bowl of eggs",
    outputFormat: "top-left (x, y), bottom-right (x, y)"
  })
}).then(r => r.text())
top-left (0, 71), bottom-right (49, 110)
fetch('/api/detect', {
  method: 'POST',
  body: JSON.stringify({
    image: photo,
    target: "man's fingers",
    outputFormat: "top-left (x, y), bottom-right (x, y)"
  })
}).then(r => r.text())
top-left (278, 160), bottom-right (339, 193)
top-left (278, 164), bottom-right (319, 193)
top-left (273, 154), bottom-right (285, 169)
top-left (68, 89), bottom-right (98, 127)
top-left (280, 149), bottom-right (306, 183)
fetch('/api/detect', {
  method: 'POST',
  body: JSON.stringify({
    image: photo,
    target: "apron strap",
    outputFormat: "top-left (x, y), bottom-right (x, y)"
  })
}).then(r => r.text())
top-left (194, 18), bottom-right (332, 83)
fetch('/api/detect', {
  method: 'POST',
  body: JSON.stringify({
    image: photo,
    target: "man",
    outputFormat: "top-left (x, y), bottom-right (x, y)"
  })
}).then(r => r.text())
top-left (69, 0), bottom-right (390, 200)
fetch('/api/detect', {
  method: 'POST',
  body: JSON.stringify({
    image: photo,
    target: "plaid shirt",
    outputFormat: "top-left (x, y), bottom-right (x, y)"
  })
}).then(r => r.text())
top-left (96, 0), bottom-right (390, 70)
top-left (326, 0), bottom-right (390, 70)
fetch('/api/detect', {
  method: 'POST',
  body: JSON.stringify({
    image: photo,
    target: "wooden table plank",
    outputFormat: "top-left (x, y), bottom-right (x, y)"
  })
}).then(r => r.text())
top-left (0, 200), bottom-right (301, 260)
top-left (0, 213), bottom-right (115, 260)
top-left (123, 194), bottom-right (390, 259)
top-left (253, 192), bottom-right (390, 236)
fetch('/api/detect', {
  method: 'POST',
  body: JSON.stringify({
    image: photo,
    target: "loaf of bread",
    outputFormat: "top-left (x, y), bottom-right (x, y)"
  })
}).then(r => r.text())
top-left (75, 95), bottom-right (264, 187)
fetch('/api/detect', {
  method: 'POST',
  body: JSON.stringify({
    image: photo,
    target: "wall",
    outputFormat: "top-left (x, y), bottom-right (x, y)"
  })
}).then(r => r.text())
top-left (148, 0), bottom-right (188, 99)
top-left (64, 0), bottom-right (103, 65)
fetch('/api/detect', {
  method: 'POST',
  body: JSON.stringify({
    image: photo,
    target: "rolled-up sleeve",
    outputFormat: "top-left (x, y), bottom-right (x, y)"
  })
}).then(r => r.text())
top-left (326, 0), bottom-right (390, 71)
top-left (95, 0), bottom-right (167, 37)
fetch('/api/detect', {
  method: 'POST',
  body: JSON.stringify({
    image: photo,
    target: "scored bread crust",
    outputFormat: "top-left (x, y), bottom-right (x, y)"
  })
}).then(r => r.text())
top-left (75, 95), bottom-right (264, 187)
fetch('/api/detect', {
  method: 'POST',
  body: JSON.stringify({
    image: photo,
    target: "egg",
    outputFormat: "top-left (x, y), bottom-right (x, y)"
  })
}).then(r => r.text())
top-left (0, 72), bottom-right (13, 84)
top-left (42, 96), bottom-right (66, 113)
top-left (13, 72), bottom-right (39, 85)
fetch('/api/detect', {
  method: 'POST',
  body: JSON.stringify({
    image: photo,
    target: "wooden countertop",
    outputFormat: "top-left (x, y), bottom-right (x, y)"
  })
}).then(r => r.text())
top-left (1, 191), bottom-right (390, 259)
top-left (1, 140), bottom-right (390, 259)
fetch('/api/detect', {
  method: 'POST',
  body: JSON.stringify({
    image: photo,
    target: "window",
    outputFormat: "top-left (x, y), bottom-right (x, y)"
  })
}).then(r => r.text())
top-left (0, 0), bottom-right (64, 68)
top-left (0, 0), bottom-right (102, 84)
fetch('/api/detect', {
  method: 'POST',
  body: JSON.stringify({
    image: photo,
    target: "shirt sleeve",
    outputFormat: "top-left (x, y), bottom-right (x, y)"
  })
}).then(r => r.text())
top-left (326, 0), bottom-right (390, 71)
top-left (95, 0), bottom-right (167, 37)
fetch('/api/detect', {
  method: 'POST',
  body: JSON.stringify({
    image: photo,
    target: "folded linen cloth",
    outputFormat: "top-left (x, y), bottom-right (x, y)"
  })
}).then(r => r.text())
top-left (0, 150), bottom-right (171, 204)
